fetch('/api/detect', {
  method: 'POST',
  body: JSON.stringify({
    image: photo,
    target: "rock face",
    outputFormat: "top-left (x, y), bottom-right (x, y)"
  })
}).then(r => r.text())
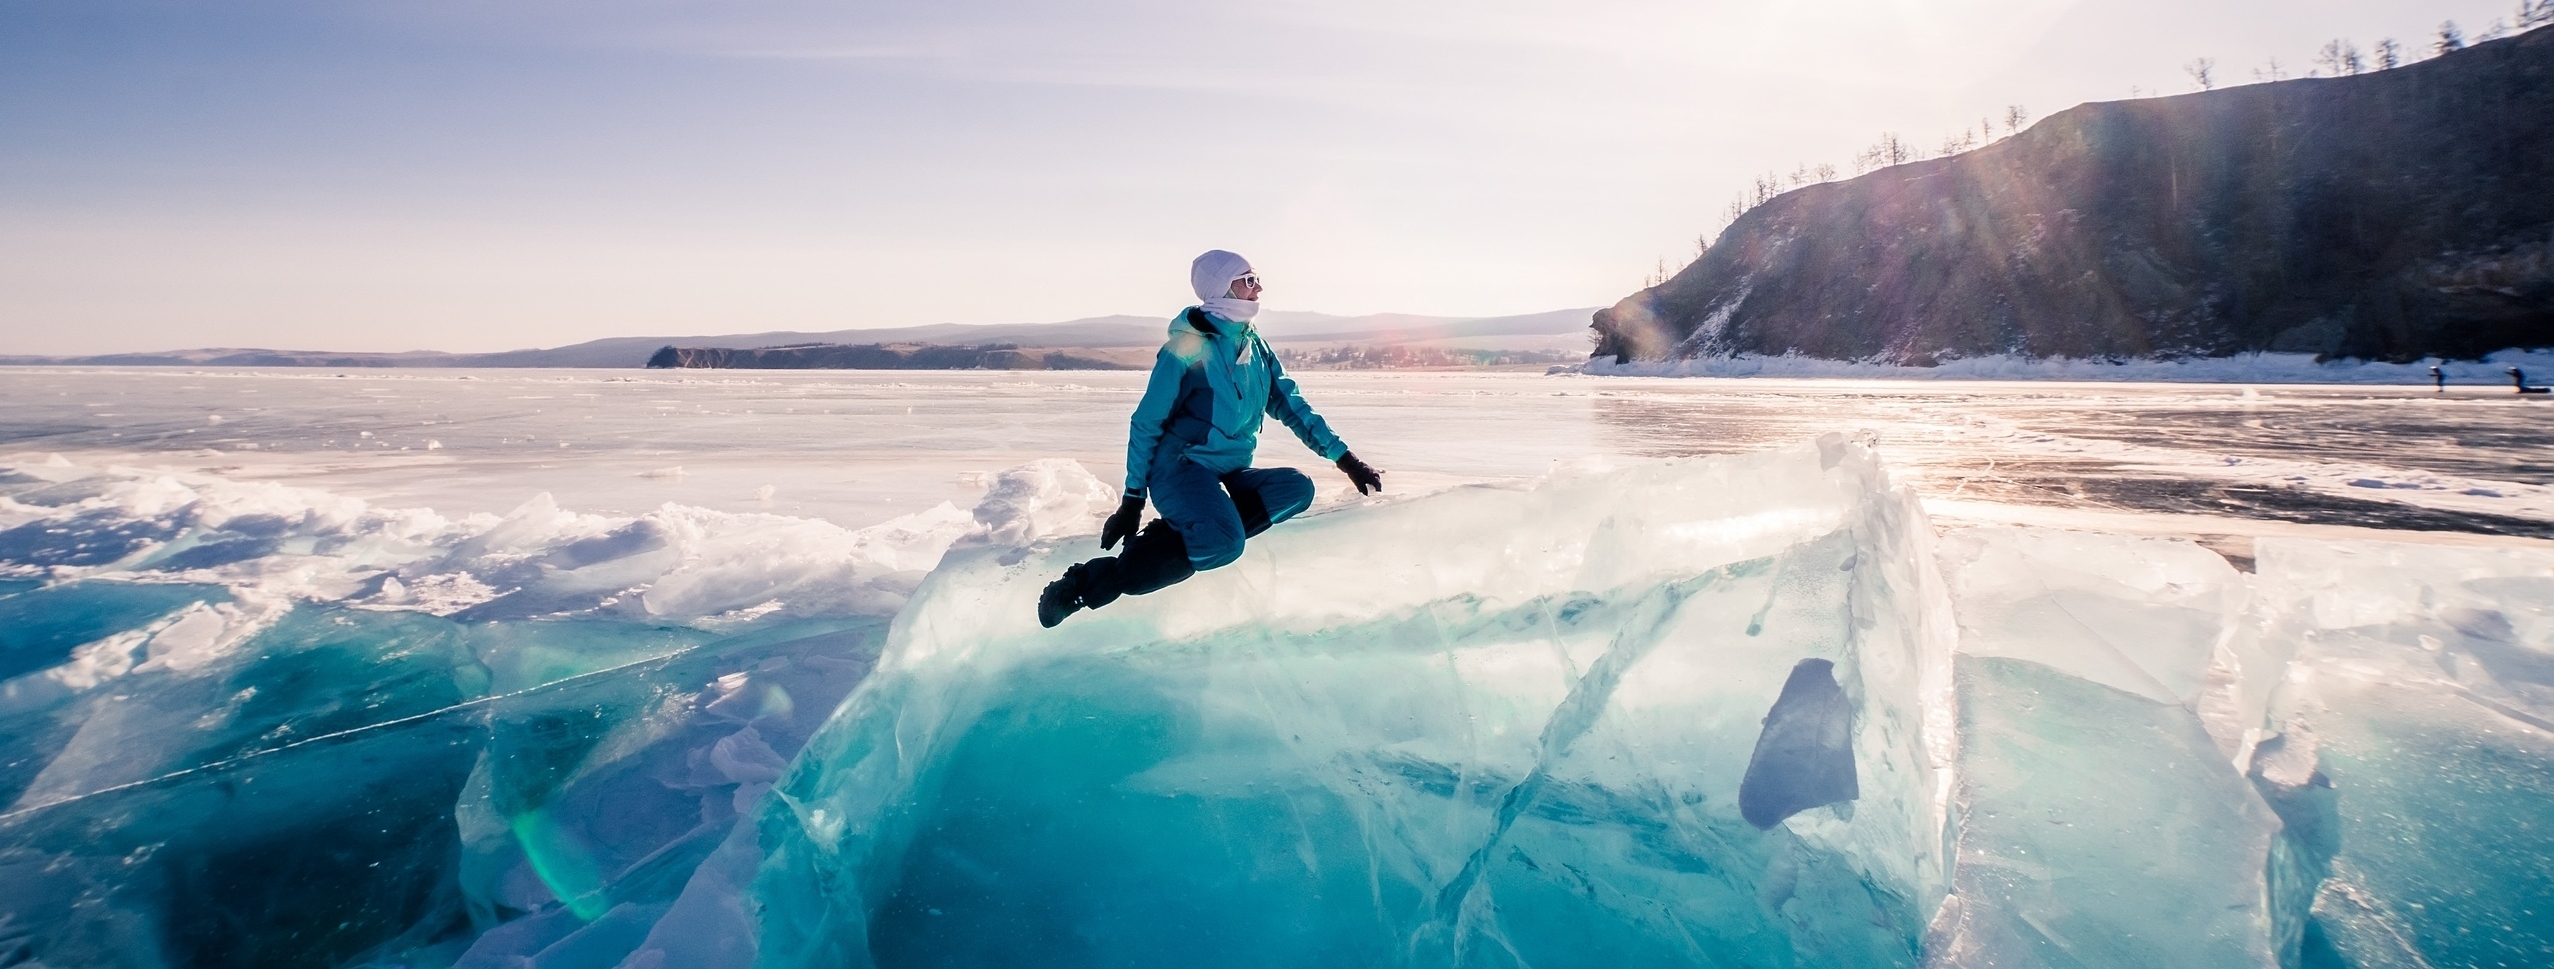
top-left (1594, 26), bottom-right (2554, 365)
top-left (644, 343), bottom-right (1148, 370)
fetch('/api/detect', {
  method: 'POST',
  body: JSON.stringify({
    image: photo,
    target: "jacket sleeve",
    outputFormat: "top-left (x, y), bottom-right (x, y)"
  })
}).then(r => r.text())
top-left (1260, 339), bottom-right (1348, 461)
top-left (1122, 344), bottom-right (1189, 495)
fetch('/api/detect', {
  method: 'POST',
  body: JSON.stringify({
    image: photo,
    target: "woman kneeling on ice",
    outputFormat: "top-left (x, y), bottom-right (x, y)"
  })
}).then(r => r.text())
top-left (1039, 250), bottom-right (1386, 627)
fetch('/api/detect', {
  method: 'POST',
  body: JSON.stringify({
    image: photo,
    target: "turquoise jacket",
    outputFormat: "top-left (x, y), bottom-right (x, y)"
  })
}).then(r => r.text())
top-left (1123, 307), bottom-right (1348, 495)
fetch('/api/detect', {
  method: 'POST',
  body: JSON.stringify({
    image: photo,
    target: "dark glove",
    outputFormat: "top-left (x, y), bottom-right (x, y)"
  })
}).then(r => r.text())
top-left (1336, 451), bottom-right (1384, 496)
top-left (1101, 493), bottom-right (1146, 549)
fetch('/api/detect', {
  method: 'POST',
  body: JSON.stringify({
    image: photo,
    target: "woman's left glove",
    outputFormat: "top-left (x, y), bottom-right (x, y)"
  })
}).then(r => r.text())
top-left (1336, 452), bottom-right (1385, 495)
top-left (1101, 494), bottom-right (1146, 549)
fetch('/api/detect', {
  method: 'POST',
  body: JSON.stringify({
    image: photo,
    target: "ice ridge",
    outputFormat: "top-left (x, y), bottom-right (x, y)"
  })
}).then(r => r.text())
top-left (3, 446), bottom-right (2551, 968)
top-left (745, 437), bottom-right (1956, 969)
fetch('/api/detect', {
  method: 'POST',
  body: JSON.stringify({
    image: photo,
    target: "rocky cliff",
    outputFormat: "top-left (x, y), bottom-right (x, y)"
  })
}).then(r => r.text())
top-left (1594, 26), bottom-right (2554, 365)
top-left (644, 343), bottom-right (1148, 370)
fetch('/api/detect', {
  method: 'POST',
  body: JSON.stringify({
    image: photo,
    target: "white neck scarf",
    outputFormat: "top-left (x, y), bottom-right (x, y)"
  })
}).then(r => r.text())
top-left (1200, 297), bottom-right (1259, 323)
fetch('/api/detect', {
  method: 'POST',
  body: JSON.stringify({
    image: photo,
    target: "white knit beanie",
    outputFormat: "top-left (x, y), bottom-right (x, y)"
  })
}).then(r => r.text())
top-left (1189, 250), bottom-right (1255, 301)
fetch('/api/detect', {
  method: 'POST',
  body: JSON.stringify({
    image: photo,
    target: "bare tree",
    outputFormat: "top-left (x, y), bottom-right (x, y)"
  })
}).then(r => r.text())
top-left (2436, 21), bottom-right (2466, 55)
top-left (1752, 171), bottom-right (1783, 207)
top-left (1882, 132), bottom-right (1915, 166)
top-left (2003, 105), bottom-right (2029, 136)
top-left (1982, 116), bottom-right (1995, 142)
top-left (2255, 57), bottom-right (2289, 82)
top-left (2313, 39), bottom-right (2365, 76)
top-left (1857, 133), bottom-right (1914, 170)
top-left (2477, 18), bottom-right (2510, 41)
top-left (2185, 57), bottom-right (2217, 91)
top-left (1789, 163), bottom-right (1810, 188)
top-left (2374, 38), bottom-right (2402, 69)
top-left (1814, 162), bottom-right (1836, 182)
top-left (2525, 0), bottom-right (2554, 29)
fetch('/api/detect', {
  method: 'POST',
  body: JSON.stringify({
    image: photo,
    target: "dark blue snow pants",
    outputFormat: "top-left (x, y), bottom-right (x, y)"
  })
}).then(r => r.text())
top-left (1148, 457), bottom-right (1316, 570)
top-left (1069, 457), bottom-right (1316, 611)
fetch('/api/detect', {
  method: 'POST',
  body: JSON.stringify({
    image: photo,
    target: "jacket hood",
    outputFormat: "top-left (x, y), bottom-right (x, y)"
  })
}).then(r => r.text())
top-left (1170, 305), bottom-right (1252, 339)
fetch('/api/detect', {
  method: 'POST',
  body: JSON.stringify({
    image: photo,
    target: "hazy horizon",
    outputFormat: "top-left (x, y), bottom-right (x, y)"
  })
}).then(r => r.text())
top-left (0, 305), bottom-right (1613, 358)
top-left (2, 0), bottom-right (2517, 355)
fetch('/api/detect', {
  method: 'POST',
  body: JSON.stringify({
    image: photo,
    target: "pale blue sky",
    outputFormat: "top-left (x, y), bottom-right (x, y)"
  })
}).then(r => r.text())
top-left (0, 0), bottom-right (2519, 353)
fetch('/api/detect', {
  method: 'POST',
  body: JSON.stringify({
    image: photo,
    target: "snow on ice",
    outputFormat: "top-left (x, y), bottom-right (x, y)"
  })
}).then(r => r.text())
top-left (1578, 346), bottom-right (2554, 386)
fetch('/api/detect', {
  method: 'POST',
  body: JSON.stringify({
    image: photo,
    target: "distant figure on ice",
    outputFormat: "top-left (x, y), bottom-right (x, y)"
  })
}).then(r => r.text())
top-left (1038, 250), bottom-right (1386, 627)
top-left (2512, 367), bottom-right (2550, 395)
top-left (2431, 365), bottom-right (2444, 391)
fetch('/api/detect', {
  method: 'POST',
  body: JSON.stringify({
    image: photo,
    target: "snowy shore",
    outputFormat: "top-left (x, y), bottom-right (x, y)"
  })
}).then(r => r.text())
top-left (1573, 346), bottom-right (2554, 385)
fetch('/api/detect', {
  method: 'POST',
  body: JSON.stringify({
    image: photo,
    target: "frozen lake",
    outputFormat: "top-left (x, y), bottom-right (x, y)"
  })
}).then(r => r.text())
top-left (1, 366), bottom-right (2549, 969)
top-left (3, 367), bottom-right (2548, 544)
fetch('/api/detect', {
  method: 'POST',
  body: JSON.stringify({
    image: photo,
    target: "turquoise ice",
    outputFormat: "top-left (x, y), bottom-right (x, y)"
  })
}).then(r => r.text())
top-left (2, 437), bottom-right (2551, 968)
top-left (2243, 540), bottom-right (2554, 968)
top-left (748, 438), bottom-right (1957, 969)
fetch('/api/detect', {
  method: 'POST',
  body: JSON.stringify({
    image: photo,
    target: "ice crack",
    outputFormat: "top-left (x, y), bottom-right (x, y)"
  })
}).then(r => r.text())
top-left (1428, 569), bottom-right (1723, 935)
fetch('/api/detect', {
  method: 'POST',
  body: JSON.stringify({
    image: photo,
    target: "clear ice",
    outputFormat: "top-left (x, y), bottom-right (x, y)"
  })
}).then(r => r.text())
top-left (749, 436), bottom-right (1957, 969)
top-left (2243, 540), bottom-right (2554, 968)
top-left (0, 441), bottom-right (2549, 968)
top-left (1933, 528), bottom-right (2283, 965)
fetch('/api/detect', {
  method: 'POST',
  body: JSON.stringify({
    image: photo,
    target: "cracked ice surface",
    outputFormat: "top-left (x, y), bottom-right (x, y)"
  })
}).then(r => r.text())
top-left (2, 428), bottom-right (2552, 968)
top-left (0, 455), bottom-right (1112, 969)
top-left (745, 438), bottom-right (1957, 969)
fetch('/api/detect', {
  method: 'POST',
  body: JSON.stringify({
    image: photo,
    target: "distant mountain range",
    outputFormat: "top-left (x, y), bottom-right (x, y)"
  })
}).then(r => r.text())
top-left (646, 343), bottom-right (1157, 371)
top-left (0, 309), bottom-right (1596, 369)
top-left (1594, 24), bottom-right (2554, 366)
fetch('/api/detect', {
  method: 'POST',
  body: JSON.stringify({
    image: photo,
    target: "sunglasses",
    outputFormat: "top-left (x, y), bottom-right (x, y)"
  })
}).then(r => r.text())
top-left (1234, 274), bottom-right (1262, 288)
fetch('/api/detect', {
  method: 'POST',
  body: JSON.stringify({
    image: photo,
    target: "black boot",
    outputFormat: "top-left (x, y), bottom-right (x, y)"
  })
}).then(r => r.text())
top-left (1036, 521), bottom-right (1197, 627)
top-left (1038, 562), bottom-right (1089, 628)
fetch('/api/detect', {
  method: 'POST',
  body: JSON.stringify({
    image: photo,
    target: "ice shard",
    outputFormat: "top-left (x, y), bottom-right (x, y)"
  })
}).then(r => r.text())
top-left (1935, 527), bottom-right (2249, 711)
top-left (1929, 527), bottom-right (2285, 967)
top-left (746, 438), bottom-right (1957, 969)
top-left (0, 455), bottom-right (1007, 969)
top-left (2242, 539), bottom-right (2554, 969)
